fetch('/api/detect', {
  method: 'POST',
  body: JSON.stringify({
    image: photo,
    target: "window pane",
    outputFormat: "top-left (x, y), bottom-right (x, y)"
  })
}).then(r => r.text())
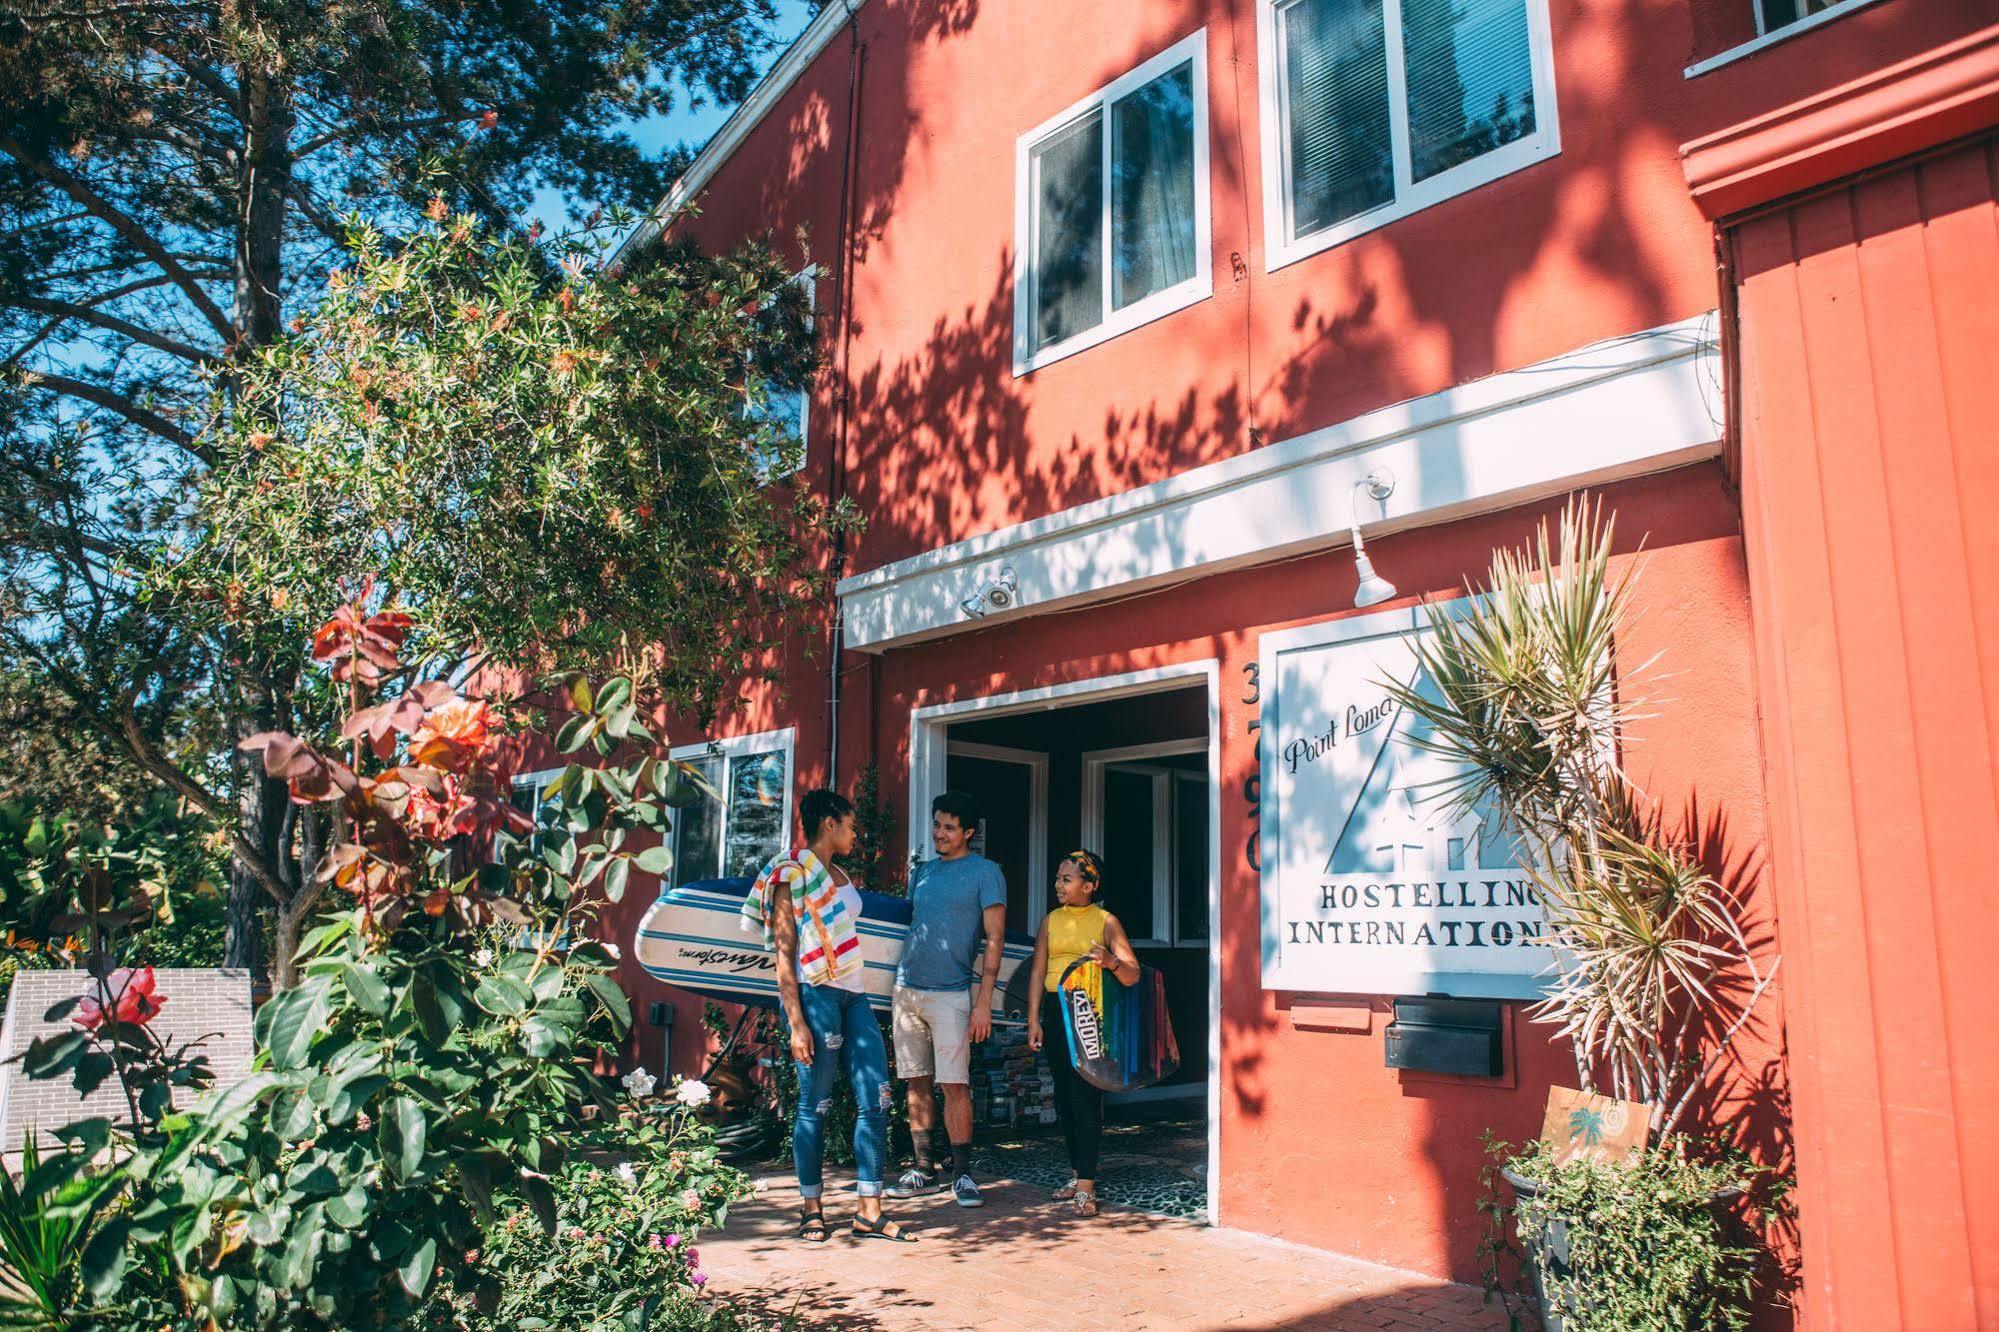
top-left (1102, 768), bottom-right (1157, 940)
top-left (1033, 111), bottom-right (1105, 350)
top-left (723, 750), bottom-right (788, 879)
top-left (1401, 0), bottom-right (1535, 183)
top-left (1174, 774), bottom-right (1209, 942)
top-left (673, 755), bottom-right (725, 886)
top-left (1111, 61), bottom-right (1198, 311)
top-left (1283, 0), bottom-right (1394, 238)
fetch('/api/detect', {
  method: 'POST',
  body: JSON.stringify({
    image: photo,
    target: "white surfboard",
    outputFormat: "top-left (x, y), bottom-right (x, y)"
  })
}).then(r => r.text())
top-left (634, 877), bottom-right (1037, 1026)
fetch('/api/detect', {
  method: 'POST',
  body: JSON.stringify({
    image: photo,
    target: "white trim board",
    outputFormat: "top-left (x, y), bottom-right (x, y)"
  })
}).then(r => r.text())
top-left (838, 313), bottom-right (1723, 652)
top-left (907, 660), bottom-right (1223, 1225)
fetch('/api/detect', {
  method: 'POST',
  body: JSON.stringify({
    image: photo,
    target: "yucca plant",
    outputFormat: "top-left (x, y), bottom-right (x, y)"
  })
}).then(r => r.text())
top-left (0, 1130), bottom-right (120, 1328)
top-left (1384, 496), bottom-right (1776, 1135)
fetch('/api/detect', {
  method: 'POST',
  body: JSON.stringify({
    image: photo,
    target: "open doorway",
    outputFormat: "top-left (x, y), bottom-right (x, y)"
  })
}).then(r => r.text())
top-left (910, 664), bottom-right (1219, 1221)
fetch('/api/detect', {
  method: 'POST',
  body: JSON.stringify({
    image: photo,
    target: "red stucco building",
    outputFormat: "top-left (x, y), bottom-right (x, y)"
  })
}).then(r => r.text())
top-left (595, 2), bottom-right (1999, 1325)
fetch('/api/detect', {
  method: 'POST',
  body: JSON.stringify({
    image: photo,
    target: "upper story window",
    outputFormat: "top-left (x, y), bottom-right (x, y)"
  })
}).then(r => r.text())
top-left (1257, 0), bottom-right (1559, 270)
top-left (1754, 0), bottom-right (1842, 34)
top-left (1013, 30), bottom-right (1212, 375)
top-left (744, 268), bottom-right (814, 479)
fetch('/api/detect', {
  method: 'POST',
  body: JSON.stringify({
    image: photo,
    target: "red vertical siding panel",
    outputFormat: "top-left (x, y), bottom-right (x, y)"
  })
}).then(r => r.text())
top-left (1909, 138), bottom-right (1999, 1330)
top-left (1736, 205), bottom-right (1902, 1331)
top-left (1734, 134), bottom-right (1999, 1330)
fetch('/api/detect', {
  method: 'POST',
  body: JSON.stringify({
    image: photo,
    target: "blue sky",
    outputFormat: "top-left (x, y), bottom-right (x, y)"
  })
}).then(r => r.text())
top-left (531, 0), bottom-right (819, 234)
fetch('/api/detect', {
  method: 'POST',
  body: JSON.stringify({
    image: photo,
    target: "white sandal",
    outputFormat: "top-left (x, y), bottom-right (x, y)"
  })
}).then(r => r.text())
top-left (1052, 1179), bottom-right (1079, 1201)
top-left (1073, 1189), bottom-right (1098, 1217)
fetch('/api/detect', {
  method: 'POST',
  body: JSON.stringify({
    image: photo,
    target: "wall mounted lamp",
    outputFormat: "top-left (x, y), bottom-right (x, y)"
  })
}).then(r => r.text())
top-left (1350, 470), bottom-right (1398, 609)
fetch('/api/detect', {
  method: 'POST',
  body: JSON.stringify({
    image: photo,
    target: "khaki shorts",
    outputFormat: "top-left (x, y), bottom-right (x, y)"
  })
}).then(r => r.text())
top-left (891, 984), bottom-right (973, 1085)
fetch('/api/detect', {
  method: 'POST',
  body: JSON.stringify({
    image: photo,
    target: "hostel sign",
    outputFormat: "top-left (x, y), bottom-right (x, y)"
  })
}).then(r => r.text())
top-left (1258, 605), bottom-right (1554, 999)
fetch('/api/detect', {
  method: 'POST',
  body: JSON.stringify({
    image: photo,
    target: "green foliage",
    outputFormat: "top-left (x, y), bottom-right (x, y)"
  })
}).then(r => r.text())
top-left (428, 1102), bottom-right (779, 1331)
top-left (0, 1132), bottom-right (123, 1329)
top-left (0, 794), bottom-right (226, 1019)
top-left (169, 215), bottom-right (853, 724)
top-left (1480, 1137), bottom-right (1767, 1332)
top-left (835, 759), bottom-right (902, 896)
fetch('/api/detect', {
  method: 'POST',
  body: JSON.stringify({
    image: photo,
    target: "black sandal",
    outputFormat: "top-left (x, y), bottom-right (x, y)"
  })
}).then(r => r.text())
top-left (797, 1211), bottom-right (829, 1243)
top-left (850, 1215), bottom-right (917, 1243)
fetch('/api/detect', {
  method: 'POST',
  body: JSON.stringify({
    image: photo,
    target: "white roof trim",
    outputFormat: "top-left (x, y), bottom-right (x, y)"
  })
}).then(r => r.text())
top-left (837, 312), bottom-right (1724, 651)
top-left (611, 1), bottom-right (870, 266)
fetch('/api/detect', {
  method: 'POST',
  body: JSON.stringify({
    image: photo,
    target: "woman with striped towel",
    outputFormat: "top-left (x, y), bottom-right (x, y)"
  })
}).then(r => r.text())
top-left (743, 789), bottom-right (914, 1244)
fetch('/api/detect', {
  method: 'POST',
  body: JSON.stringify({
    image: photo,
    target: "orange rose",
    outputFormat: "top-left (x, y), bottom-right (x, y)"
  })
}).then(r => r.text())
top-left (409, 696), bottom-right (498, 772)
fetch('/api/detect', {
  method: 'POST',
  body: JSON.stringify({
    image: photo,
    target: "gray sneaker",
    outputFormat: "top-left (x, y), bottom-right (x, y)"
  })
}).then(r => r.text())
top-left (884, 1167), bottom-right (941, 1199)
top-left (952, 1173), bottom-right (983, 1208)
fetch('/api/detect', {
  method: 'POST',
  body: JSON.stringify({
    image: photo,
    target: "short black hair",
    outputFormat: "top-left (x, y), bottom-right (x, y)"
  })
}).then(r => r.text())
top-left (930, 789), bottom-right (981, 831)
top-left (800, 788), bottom-right (855, 841)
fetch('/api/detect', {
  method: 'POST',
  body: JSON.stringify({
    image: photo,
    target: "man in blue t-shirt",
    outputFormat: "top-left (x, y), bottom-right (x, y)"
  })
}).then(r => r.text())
top-left (884, 790), bottom-right (1007, 1207)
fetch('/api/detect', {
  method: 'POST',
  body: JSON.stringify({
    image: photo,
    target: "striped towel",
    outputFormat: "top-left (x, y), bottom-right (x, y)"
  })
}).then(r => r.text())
top-left (740, 848), bottom-right (862, 987)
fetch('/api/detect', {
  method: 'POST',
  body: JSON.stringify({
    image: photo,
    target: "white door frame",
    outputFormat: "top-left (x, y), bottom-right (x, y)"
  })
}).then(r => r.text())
top-left (944, 740), bottom-right (1051, 921)
top-left (1082, 739), bottom-right (1208, 949)
top-left (908, 660), bottom-right (1222, 1225)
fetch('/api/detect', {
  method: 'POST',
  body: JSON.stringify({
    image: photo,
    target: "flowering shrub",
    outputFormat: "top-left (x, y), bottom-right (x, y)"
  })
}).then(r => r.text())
top-left (430, 1101), bottom-right (777, 1332)
top-left (4, 592), bottom-right (728, 1330)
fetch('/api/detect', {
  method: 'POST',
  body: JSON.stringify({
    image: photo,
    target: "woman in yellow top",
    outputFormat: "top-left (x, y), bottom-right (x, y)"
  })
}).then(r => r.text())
top-left (1026, 849), bottom-right (1141, 1217)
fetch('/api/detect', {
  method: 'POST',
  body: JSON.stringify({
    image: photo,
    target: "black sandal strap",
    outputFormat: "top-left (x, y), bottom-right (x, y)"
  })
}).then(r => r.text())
top-left (797, 1212), bottom-right (829, 1241)
top-left (851, 1216), bottom-right (917, 1243)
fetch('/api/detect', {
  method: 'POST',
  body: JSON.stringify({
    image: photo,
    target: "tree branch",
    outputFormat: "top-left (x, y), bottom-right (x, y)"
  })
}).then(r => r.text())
top-left (294, 110), bottom-right (489, 158)
top-left (0, 136), bottom-right (235, 342)
top-left (12, 296), bottom-right (221, 365)
top-left (112, 698), bottom-right (291, 907)
top-left (19, 371), bottom-right (213, 464)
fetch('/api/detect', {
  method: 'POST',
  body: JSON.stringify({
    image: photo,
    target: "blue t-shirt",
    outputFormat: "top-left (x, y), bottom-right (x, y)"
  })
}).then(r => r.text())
top-left (896, 853), bottom-right (1007, 991)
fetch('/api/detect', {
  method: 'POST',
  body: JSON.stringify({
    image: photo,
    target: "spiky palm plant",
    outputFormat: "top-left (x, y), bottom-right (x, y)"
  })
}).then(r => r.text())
top-left (1384, 497), bottom-right (1775, 1136)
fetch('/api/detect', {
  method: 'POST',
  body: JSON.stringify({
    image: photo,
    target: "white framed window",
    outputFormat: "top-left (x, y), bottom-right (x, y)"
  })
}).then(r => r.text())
top-left (1083, 742), bottom-right (1210, 949)
top-left (665, 728), bottom-right (796, 886)
top-left (744, 268), bottom-right (815, 480)
top-left (1012, 30), bottom-right (1212, 376)
top-left (1257, 0), bottom-right (1559, 271)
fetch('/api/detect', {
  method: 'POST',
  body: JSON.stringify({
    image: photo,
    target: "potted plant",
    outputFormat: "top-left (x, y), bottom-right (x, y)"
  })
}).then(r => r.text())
top-left (1383, 498), bottom-right (1782, 1332)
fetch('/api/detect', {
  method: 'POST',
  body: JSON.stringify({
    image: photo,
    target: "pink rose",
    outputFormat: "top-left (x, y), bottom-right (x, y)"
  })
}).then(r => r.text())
top-left (73, 967), bottom-right (166, 1031)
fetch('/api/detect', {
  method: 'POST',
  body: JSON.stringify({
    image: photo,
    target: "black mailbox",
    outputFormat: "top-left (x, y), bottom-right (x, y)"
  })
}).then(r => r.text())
top-left (1384, 997), bottom-right (1503, 1077)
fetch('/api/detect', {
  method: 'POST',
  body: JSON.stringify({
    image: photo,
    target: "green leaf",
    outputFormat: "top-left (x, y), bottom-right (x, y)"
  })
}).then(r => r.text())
top-left (633, 844), bottom-right (673, 875)
top-left (604, 855), bottom-right (630, 901)
top-left (582, 972), bottom-right (632, 1031)
top-left (40, 996), bottom-right (80, 1023)
top-left (473, 974), bottom-right (532, 1017)
top-left (380, 1096), bottom-right (427, 1183)
top-left (326, 1183), bottom-right (370, 1229)
top-left (399, 1234), bottom-right (438, 1297)
top-left (294, 915), bottom-right (355, 961)
top-left (520, 1172), bottom-right (557, 1234)
top-left (555, 714), bottom-right (594, 754)
top-left (340, 962), bottom-right (392, 1016)
top-left (595, 676), bottom-right (632, 714)
top-left (256, 978), bottom-right (332, 1071)
top-left (81, 1216), bottom-right (131, 1300)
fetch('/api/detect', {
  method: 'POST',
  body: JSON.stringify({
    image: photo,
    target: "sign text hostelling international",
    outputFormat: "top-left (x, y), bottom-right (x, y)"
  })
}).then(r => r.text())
top-left (1259, 607), bottom-right (1555, 999)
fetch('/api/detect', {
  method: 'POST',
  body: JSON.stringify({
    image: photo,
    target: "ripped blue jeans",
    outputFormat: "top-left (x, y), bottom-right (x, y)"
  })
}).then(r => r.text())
top-left (788, 982), bottom-right (889, 1200)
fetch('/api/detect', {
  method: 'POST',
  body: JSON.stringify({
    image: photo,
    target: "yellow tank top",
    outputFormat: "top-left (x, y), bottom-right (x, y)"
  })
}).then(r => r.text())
top-left (1044, 904), bottom-right (1109, 991)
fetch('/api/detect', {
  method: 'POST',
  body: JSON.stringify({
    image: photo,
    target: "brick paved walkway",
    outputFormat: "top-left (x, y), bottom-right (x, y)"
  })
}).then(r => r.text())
top-left (702, 1171), bottom-right (1511, 1331)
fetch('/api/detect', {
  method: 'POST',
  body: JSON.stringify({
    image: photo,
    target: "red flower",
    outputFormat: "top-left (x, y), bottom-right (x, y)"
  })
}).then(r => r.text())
top-left (405, 774), bottom-right (477, 840)
top-left (409, 696), bottom-right (498, 772)
top-left (310, 583), bottom-right (413, 685)
top-left (74, 967), bottom-right (166, 1031)
top-left (477, 109), bottom-right (499, 131)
